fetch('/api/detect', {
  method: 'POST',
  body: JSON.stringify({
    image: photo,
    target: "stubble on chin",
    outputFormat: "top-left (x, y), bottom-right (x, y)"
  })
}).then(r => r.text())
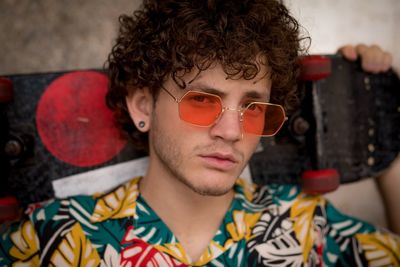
top-left (151, 116), bottom-right (241, 197)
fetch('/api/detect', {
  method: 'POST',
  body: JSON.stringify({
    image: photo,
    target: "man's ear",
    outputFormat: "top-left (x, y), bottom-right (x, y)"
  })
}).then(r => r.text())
top-left (125, 88), bottom-right (153, 132)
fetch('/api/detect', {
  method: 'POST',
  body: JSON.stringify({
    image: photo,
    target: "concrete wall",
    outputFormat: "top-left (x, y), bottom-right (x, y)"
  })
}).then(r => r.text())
top-left (1, 1), bottom-right (398, 74)
top-left (0, 0), bottom-right (141, 75)
top-left (285, 0), bottom-right (400, 70)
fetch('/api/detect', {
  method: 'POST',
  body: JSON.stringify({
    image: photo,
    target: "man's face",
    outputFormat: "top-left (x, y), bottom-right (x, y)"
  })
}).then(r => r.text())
top-left (149, 64), bottom-right (271, 196)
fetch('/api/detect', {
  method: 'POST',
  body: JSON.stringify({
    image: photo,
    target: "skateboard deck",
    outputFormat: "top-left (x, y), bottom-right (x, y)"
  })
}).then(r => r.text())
top-left (250, 55), bottom-right (400, 191)
top-left (1, 55), bottom-right (399, 211)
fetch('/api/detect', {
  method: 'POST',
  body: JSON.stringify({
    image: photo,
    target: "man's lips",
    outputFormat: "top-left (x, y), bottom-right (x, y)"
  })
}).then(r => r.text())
top-left (199, 152), bottom-right (239, 171)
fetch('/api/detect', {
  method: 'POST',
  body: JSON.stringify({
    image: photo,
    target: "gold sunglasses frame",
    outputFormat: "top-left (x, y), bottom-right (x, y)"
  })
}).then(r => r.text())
top-left (161, 87), bottom-right (287, 137)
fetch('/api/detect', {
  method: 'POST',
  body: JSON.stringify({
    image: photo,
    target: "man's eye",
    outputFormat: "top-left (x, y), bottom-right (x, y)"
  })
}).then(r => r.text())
top-left (246, 103), bottom-right (256, 110)
top-left (188, 94), bottom-right (218, 104)
top-left (246, 103), bottom-right (265, 114)
top-left (192, 95), bottom-right (207, 102)
top-left (244, 102), bottom-right (259, 110)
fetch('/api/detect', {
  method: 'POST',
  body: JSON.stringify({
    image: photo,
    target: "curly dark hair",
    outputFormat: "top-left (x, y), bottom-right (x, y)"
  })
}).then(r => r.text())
top-left (106, 0), bottom-right (309, 150)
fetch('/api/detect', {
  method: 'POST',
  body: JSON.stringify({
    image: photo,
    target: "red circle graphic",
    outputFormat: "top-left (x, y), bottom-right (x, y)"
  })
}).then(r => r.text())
top-left (36, 71), bottom-right (126, 167)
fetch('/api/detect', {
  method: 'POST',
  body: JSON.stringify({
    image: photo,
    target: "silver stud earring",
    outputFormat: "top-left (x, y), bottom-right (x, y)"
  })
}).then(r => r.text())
top-left (138, 121), bottom-right (145, 128)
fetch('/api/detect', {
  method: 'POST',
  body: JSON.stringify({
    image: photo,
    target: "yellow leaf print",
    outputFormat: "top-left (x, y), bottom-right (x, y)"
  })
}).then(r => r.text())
top-left (156, 241), bottom-right (226, 266)
top-left (9, 220), bottom-right (40, 266)
top-left (356, 233), bottom-right (400, 267)
top-left (226, 210), bottom-right (261, 241)
top-left (290, 193), bottom-right (326, 263)
top-left (90, 177), bottom-right (140, 222)
top-left (235, 178), bottom-right (257, 202)
top-left (193, 241), bottom-right (226, 266)
top-left (50, 223), bottom-right (100, 267)
top-left (154, 243), bottom-right (191, 264)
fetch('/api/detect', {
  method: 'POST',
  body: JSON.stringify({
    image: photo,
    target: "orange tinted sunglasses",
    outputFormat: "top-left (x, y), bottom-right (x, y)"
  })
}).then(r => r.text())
top-left (162, 87), bottom-right (287, 137)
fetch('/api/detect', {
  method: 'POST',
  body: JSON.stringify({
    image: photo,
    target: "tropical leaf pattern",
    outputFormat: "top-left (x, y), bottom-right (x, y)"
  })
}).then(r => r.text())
top-left (8, 220), bottom-right (40, 266)
top-left (90, 177), bottom-right (140, 222)
top-left (290, 193), bottom-right (326, 262)
top-left (356, 233), bottom-right (400, 266)
top-left (49, 222), bottom-right (100, 266)
top-left (226, 210), bottom-right (261, 241)
top-left (100, 245), bottom-right (121, 267)
top-left (120, 226), bottom-right (187, 267)
top-left (0, 176), bottom-right (399, 266)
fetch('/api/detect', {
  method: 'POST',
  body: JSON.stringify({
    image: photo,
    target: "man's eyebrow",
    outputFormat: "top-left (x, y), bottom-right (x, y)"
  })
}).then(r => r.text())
top-left (186, 83), bottom-right (269, 100)
top-left (186, 83), bottom-right (227, 97)
top-left (243, 91), bottom-right (269, 101)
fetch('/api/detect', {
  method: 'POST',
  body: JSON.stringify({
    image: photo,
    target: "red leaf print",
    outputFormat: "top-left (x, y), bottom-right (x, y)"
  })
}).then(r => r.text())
top-left (120, 226), bottom-right (187, 267)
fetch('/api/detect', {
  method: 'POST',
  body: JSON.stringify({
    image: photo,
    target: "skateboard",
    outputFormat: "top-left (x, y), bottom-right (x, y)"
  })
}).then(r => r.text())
top-left (250, 54), bottom-right (400, 192)
top-left (1, 55), bottom-right (399, 221)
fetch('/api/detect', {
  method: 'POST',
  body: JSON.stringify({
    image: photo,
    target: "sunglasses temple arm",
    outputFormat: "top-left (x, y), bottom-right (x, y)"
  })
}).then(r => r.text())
top-left (161, 86), bottom-right (179, 102)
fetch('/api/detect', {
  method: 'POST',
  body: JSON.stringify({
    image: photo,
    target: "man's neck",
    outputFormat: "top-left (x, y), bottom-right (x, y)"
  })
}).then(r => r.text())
top-left (140, 170), bottom-right (234, 220)
top-left (139, 167), bottom-right (234, 262)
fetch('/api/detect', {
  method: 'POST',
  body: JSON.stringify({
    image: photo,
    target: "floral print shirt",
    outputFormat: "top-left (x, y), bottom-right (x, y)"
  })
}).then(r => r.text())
top-left (0, 176), bottom-right (399, 266)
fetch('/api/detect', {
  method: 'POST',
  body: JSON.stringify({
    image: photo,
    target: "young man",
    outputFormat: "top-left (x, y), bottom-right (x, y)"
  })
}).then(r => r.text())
top-left (1, 0), bottom-right (399, 266)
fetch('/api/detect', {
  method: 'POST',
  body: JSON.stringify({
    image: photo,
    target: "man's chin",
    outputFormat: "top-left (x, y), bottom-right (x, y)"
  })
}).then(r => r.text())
top-left (190, 185), bottom-right (233, 197)
top-left (173, 164), bottom-right (241, 196)
top-left (182, 174), bottom-right (237, 197)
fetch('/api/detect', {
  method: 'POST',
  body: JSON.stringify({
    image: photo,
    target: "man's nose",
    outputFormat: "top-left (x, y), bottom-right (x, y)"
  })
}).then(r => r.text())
top-left (209, 109), bottom-right (242, 141)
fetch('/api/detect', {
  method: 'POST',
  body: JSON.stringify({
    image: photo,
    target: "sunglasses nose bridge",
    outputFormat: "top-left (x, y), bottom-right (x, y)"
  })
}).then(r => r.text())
top-left (212, 105), bottom-right (244, 140)
top-left (221, 106), bottom-right (245, 122)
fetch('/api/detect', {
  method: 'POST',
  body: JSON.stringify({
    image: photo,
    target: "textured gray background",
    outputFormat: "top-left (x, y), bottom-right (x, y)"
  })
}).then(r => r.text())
top-left (1, 1), bottom-right (399, 74)
top-left (0, 0), bottom-right (140, 75)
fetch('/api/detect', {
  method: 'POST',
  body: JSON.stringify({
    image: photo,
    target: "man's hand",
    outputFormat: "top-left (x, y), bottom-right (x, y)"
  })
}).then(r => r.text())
top-left (338, 44), bottom-right (393, 73)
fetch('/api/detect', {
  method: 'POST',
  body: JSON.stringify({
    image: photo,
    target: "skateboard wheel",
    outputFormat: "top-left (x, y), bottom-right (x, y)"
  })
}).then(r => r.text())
top-left (299, 55), bottom-right (332, 81)
top-left (301, 169), bottom-right (339, 194)
top-left (0, 196), bottom-right (19, 222)
top-left (0, 77), bottom-right (13, 103)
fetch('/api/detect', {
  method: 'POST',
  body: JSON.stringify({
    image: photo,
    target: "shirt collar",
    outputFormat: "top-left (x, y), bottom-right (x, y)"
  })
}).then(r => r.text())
top-left (89, 176), bottom-right (263, 265)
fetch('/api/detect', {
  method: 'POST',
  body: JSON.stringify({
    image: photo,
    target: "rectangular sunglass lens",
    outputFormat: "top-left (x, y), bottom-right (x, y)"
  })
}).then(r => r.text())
top-left (179, 92), bottom-right (222, 126)
top-left (243, 103), bottom-right (266, 135)
top-left (243, 103), bottom-right (285, 136)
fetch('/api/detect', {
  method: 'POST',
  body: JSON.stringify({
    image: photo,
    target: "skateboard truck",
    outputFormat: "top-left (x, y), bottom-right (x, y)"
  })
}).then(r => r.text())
top-left (298, 55), bottom-right (340, 194)
top-left (292, 116), bottom-right (310, 136)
